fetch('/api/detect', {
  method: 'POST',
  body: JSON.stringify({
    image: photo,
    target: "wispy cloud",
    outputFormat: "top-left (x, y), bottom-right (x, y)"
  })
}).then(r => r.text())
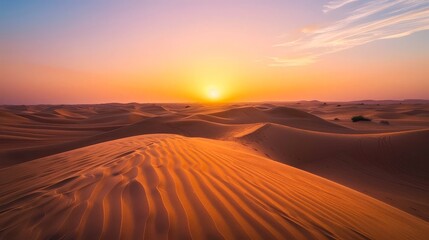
top-left (272, 0), bottom-right (429, 67)
top-left (323, 0), bottom-right (358, 13)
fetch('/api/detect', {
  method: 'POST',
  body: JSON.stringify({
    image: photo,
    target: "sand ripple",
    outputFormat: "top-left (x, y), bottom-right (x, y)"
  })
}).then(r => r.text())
top-left (0, 134), bottom-right (428, 239)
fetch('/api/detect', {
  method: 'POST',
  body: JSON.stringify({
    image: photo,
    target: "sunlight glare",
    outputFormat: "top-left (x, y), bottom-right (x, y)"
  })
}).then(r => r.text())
top-left (207, 87), bottom-right (221, 101)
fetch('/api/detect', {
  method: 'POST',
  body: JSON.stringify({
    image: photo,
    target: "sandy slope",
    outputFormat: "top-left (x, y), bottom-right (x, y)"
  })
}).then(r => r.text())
top-left (1, 134), bottom-right (428, 240)
top-left (236, 123), bottom-right (429, 178)
top-left (236, 123), bottom-right (429, 220)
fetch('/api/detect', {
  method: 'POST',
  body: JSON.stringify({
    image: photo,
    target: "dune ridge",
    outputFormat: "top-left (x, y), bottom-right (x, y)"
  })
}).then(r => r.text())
top-left (1, 134), bottom-right (428, 239)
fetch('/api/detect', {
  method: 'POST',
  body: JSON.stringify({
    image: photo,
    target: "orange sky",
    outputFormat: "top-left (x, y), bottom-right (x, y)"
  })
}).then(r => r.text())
top-left (1, 1), bottom-right (428, 104)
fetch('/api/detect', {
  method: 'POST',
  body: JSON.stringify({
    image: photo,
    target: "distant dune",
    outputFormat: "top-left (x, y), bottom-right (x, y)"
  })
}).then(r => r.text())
top-left (1, 101), bottom-right (429, 239)
top-left (190, 106), bottom-right (353, 133)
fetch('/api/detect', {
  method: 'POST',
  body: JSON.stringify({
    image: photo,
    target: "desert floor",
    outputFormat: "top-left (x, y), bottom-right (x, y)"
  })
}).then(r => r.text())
top-left (1, 100), bottom-right (428, 239)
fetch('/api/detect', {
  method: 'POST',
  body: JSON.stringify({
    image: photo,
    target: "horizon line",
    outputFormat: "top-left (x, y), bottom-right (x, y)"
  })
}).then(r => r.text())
top-left (2, 98), bottom-right (429, 106)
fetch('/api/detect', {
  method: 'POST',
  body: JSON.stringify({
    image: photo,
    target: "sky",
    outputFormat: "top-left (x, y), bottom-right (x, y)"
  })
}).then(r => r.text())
top-left (1, 0), bottom-right (428, 104)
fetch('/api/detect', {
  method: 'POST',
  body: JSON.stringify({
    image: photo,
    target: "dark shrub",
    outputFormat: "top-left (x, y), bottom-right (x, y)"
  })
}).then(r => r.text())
top-left (334, 118), bottom-right (340, 121)
top-left (380, 120), bottom-right (390, 125)
top-left (351, 115), bottom-right (371, 122)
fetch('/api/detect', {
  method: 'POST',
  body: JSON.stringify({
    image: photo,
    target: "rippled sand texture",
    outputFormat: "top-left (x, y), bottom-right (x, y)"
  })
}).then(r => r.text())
top-left (1, 135), bottom-right (428, 239)
top-left (1, 101), bottom-right (429, 239)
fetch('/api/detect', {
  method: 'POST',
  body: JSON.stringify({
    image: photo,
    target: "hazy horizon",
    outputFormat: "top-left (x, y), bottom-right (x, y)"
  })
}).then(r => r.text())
top-left (2, 98), bottom-right (429, 106)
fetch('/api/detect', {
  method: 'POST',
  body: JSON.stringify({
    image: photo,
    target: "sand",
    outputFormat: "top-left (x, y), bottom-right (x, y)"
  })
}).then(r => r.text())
top-left (1, 101), bottom-right (429, 239)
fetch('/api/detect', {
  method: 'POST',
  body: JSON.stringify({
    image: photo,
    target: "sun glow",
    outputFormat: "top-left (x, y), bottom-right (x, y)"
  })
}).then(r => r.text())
top-left (206, 86), bottom-right (221, 101)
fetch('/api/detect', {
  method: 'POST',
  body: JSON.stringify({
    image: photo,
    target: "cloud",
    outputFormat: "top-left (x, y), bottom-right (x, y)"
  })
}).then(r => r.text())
top-left (323, 0), bottom-right (358, 13)
top-left (272, 0), bottom-right (429, 67)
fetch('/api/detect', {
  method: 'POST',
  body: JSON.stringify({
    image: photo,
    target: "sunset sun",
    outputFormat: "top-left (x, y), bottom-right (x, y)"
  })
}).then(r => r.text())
top-left (206, 87), bottom-right (221, 101)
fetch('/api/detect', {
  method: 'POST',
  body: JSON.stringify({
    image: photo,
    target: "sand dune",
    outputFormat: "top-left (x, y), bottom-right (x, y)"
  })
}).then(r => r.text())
top-left (190, 106), bottom-right (353, 133)
top-left (0, 116), bottom-right (255, 167)
top-left (236, 123), bottom-right (429, 220)
top-left (1, 104), bottom-right (349, 165)
top-left (53, 108), bottom-right (88, 119)
top-left (295, 102), bottom-right (429, 132)
top-left (1, 101), bottom-right (429, 238)
top-left (236, 123), bottom-right (429, 177)
top-left (1, 134), bottom-right (428, 239)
